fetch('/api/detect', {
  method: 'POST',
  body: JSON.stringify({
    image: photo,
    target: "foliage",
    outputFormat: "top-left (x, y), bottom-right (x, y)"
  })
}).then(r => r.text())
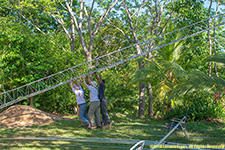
top-left (0, 0), bottom-right (225, 120)
top-left (0, 17), bottom-right (53, 89)
top-left (103, 62), bottom-right (139, 115)
top-left (170, 55), bottom-right (225, 98)
top-left (0, 16), bottom-right (84, 114)
top-left (171, 0), bottom-right (208, 26)
top-left (165, 91), bottom-right (225, 121)
top-left (167, 55), bottom-right (225, 121)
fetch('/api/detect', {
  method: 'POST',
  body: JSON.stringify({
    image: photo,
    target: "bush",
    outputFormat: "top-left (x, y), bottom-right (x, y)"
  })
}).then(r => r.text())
top-left (165, 91), bottom-right (225, 121)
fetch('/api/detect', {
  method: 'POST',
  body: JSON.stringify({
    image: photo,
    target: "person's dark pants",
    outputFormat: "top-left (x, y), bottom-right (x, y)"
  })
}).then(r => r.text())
top-left (100, 98), bottom-right (111, 125)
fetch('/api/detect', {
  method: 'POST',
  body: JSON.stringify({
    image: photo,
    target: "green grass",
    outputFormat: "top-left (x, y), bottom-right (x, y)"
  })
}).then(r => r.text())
top-left (0, 114), bottom-right (225, 149)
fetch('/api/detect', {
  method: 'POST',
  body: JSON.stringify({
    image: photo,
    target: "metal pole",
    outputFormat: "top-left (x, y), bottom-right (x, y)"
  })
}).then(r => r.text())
top-left (150, 116), bottom-right (186, 150)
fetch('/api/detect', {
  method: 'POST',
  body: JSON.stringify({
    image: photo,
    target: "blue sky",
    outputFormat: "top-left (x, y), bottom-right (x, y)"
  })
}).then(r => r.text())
top-left (204, 1), bottom-right (225, 12)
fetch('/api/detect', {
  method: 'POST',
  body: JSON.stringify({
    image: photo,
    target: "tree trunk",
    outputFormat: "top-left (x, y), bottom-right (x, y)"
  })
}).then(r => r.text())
top-left (30, 94), bottom-right (34, 106)
top-left (166, 72), bottom-right (173, 112)
top-left (213, 0), bottom-right (220, 77)
top-left (138, 83), bottom-right (146, 117)
top-left (138, 59), bottom-right (146, 117)
top-left (162, 98), bottom-right (166, 118)
top-left (208, 0), bottom-right (212, 77)
top-left (147, 52), bottom-right (154, 118)
top-left (3, 82), bottom-right (6, 104)
top-left (166, 101), bottom-right (171, 112)
top-left (22, 50), bottom-right (34, 106)
top-left (147, 82), bottom-right (153, 118)
top-left (70, 16), bottom-right (75, 52)
top-left (134, 43), bottom-right (146, 117)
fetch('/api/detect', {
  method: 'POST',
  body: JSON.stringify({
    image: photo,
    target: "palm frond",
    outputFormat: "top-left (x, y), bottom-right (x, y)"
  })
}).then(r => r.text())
top-left (131, 68), bottom-right (164, 83)
top-left (169, 69), bottom-right (225, 100)
top-left (169, 62), bottom-right (188, 79)
top-left (204, 55), bottom-right (225, 65)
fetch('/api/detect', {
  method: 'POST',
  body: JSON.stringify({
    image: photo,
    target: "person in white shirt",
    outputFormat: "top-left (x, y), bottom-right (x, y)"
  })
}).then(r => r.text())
top-left (70, 78), bottom-right (90, 128)
top-left (82, 74), bottom-right (101, 129)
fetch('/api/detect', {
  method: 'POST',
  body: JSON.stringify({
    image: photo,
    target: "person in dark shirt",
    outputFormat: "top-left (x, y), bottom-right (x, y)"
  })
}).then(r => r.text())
top-left (94, 71), bottom-right (113, 130)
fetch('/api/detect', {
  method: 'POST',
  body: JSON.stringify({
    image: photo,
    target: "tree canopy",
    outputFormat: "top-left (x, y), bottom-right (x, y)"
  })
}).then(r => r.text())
top-left (0, 0), bottom-right (225, 120)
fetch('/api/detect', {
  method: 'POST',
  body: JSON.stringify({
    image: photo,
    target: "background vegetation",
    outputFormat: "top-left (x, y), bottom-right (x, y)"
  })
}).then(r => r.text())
top-left (0, 0), bottom-right (225, 122)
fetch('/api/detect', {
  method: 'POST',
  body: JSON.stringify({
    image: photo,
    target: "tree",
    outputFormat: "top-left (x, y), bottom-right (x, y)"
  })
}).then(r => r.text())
top-left (133, 29), bottom-right (189, 118)
top-left (0, 0), bottom-right (119, 108)
top-left (131, 0), bottom-right (212, 117)
top-left (107, 0), bottom-right (174, 117)
top-left (208, 0), bottom-right (213, 77)
top-left (170, 54), bottom-right (225, 102)
top-left (11, 0), bottom-right (118, 64)
top-left (0, 16), bottom-right (55, 105)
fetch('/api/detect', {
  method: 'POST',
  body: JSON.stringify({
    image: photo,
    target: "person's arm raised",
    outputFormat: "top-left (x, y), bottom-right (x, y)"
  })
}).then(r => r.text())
top-left (91, 73), bottom-right (94, 81)
top-left (79, 77), bottom-right (84, 89)
top-left (98, 71), bottom-right (103, 84)
top-left (82, 75), bottom-right (89, 88)
top-left (70, 79), bottom-right (75, 89)
top-left (94, 72), bottom-right (101, 84)
top-left (87, 74), bottom-right (92, 85)
top-left (76, 77), bottom-right (81, 87)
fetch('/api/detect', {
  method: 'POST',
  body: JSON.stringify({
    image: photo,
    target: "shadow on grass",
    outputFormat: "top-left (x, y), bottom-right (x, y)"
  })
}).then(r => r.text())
top-left (0, 114), bottom-right (224, 146)
top-left (0, 140), bottom-right (136, 150)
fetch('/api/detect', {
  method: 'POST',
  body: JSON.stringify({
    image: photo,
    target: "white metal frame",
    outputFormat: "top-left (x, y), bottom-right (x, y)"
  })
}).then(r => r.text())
top-left (130, 140), bottom-right (145, 150)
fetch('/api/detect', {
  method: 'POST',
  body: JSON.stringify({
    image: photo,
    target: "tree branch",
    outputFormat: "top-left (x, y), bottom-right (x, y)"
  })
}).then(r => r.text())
top-left (84, 2), bottom-right (93, 37)
top-left (50, 9), bottom-right (71, 40)
top-left (60, 2), bottom-right (67, 10)
top-left (65, 0), bottom-right (88, 54)
top-left (65, 0), bottom-right (79, 30)
top-left (159, 12), bottom-right (173, 35)
top-left (79, 0), bottom-right (84, 29)
top-left (146, 4), bottom-right (156, 34)
top-left (131, 0), bottom-right (146, 18)
top-left (92, 0), bottom-right (118, 36)
top-left (135, 0), bottom-right (146, 30)
top-left (106, 18), bottom-right (135, 43)
top-left (88, 0), bottom-right (95, 20)
top-left (156, 0), bottom-right (167, 34)
top-left (122, 0), bottom-right (134, 32)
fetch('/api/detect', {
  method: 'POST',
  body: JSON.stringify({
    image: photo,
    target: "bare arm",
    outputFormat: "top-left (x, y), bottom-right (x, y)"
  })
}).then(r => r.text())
top-left (94, 72), bottom-right (101, 84)
top-left (82, 75), bottom-right (89, 88)
top-left (76, 77), bottom-right (81, 87)
top-left (87, 74), bottom-right (92, 85)
top-left (91, 73), bottom-right (94, 81)
top-left (70, 79), bottom-right (75, 89)
top-left (79, 78), bottom-right (83, 89)
top-left (98, 71), bottom-right (103, 84)
top-left (79, 78), bottom-right (83, 88)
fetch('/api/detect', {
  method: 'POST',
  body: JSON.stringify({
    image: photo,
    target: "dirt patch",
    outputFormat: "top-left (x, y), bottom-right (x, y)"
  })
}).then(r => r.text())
top-left (0, 105), bottom-right (67, 128)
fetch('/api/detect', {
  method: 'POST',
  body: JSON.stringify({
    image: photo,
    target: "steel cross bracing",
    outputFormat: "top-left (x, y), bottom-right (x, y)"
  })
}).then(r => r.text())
top-left (0, 14), bottom-right (224, 110)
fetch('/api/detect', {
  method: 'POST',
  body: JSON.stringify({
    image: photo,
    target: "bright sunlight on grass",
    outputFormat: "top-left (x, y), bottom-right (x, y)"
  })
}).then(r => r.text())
top-left (0, 114), bottom-right (225, 150)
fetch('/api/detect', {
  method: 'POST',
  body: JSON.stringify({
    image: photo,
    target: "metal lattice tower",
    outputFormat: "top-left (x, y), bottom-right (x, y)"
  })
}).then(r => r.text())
top-left (0, 14), bottom-right (224, 110)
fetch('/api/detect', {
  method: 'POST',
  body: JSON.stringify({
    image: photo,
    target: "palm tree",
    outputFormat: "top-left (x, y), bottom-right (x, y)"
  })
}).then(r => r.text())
top-left (170, 55), bottom-right (225, 99)
top-left (132, 30), bottom-right (188, 118)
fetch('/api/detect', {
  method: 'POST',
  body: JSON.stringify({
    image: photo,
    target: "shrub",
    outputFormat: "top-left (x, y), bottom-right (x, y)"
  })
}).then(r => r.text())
top-left (165, 91), bottom-right (225, 121)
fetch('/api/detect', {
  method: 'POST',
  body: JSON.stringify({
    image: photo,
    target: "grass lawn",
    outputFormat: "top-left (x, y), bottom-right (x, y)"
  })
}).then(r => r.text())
top-left (0, 114), bottom-right (224, 150)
